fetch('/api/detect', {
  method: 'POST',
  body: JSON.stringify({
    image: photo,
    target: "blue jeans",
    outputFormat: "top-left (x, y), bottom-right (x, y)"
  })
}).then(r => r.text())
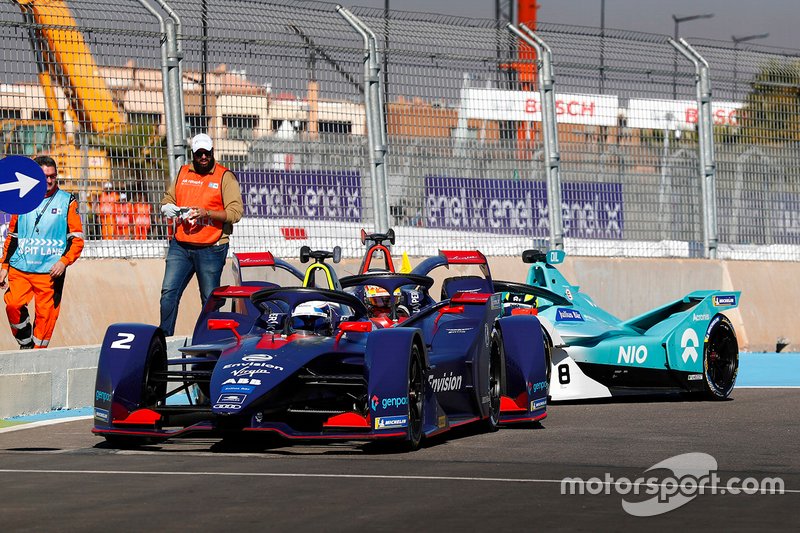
top-left (159, 240), bottom-right (228, 336)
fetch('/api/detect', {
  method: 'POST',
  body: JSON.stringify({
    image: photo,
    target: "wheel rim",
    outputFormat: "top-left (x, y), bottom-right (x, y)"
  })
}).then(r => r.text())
top-left (706, 320), bottom-right (738, 394)
top-left (408, 347), bottom-right (424, 443)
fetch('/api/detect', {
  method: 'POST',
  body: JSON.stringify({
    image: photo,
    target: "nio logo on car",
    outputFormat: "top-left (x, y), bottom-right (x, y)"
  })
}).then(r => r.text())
top-left (693, 313), bottom-right (710, 322)
top-left (681, 329), bottom-right (700, 363)
top-left (213, 403), bottom-right (243, 410)
top-left (375, 415), bottom-right (408, 429)
top-left (713, 294), bottom-right (737, 307)
top-left (556, 308), bottom-right (584, 322)
top-left (446, 328), bottom-right (473, 334)
top-left (216, 394), bottom-right (246, 404)
top-left (95, 390), bottom-right (112, 403)
top-left (618, 345), bottom-right (648, 364)
top-left (242, 354), bottom-right (274, 362)
top-left (429, 372), bottom-right (463, 392)
top-left (223, 378), bottom-right (262, 386)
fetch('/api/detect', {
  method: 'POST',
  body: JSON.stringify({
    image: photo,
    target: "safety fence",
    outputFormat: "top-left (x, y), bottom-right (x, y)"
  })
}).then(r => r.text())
top-left (0, 0), bottom-right (798, 260)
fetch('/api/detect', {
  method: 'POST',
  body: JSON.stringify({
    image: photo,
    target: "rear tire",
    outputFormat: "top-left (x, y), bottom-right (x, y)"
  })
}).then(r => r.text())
top-left (406, 344), bottom-right (425, 450)
top-left (482, 328), bottom-right (504, 432)
top-left (703, 315), bottom-right (739, 400)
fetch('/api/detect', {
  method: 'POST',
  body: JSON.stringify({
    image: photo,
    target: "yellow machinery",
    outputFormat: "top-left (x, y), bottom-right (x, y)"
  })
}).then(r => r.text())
top-left (3, 0), bottom-right (161, 195)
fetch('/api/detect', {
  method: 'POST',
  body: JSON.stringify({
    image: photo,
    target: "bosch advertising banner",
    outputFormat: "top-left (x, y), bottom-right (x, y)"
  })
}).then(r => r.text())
top-left (424, 176), bottom-right (623, 239)
top-left (239, 170), bottom-right (362, 222)
top-left (460, 88), bottom-right (619, 126)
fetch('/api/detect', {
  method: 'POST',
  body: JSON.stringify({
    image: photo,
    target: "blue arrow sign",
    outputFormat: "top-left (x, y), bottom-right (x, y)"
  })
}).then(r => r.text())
top-left (0, 155), bottom-right (47, 214)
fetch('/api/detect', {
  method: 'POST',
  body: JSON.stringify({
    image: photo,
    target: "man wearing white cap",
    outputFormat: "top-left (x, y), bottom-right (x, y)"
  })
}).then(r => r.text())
top-left (159, 133), bottom-right (243, 336)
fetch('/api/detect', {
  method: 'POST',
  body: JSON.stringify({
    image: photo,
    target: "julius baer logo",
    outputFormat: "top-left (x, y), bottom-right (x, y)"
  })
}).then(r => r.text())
top-left (561, 452), bottom-right (784, 516)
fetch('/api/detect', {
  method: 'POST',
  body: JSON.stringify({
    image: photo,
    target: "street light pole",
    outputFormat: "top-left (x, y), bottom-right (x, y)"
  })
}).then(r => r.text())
top-left (732, 33), bottom-right (769, 100)
top-left (672, 13), bottom-right (714, 99)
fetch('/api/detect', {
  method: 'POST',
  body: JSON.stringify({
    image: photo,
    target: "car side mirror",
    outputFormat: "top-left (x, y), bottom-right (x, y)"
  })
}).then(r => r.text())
top-left (207, 318), bottom-right (241, 343)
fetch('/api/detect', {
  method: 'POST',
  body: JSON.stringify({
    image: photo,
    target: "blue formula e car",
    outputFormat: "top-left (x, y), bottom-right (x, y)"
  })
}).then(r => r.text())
top-left (92, 249), bottom-right (549, 451)
top-left (493, 250), bottom-right (740, 401)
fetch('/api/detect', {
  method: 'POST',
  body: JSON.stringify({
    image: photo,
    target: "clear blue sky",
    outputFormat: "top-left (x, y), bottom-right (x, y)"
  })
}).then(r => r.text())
top-left (354, 0), bottom-right (796, 51)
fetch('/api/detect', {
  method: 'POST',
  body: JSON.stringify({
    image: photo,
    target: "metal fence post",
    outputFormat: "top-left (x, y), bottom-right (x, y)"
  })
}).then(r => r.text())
top-left (337, 5), bottom-right (389, 234)
top-left (154, 0), bottom-right (186, 171)
top-left (670, 38), bottom-right (718, 259)
top-left (135, 0), bottom-right (177, 181)
top-left (509, 23), bottom-right (564, 251)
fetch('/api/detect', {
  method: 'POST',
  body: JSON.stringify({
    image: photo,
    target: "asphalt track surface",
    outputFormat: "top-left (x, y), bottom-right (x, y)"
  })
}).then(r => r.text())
top-left (1, 389), bottom-right (796, 531)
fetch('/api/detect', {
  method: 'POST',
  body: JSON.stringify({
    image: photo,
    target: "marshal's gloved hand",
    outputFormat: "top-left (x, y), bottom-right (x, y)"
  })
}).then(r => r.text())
top-left (161, 203), bottom-right (182, 218)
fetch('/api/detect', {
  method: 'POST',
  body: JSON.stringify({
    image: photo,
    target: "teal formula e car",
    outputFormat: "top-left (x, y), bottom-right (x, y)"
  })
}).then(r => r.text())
top-left (493, 250), bottom-right (740, 401)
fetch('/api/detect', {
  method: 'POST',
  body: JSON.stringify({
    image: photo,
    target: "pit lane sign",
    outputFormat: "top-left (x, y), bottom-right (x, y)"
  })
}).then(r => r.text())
top-left (0, 155), bottom-right (46, 214)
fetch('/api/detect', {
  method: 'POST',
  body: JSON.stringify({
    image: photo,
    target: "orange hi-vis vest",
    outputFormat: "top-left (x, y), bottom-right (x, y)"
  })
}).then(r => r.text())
top-left (173, 163), bottom-right (228, 245)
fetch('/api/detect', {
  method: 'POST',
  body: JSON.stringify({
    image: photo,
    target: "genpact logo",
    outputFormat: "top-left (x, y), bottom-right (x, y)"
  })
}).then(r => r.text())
top-left (681, 328), bottom-right (700, 363)
top-left (371, 395), bottom-right (379, 411)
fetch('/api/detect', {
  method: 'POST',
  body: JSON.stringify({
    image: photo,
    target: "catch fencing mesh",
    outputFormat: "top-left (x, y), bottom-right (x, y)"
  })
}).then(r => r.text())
top-left (1, 1), bottom-right (798, 260)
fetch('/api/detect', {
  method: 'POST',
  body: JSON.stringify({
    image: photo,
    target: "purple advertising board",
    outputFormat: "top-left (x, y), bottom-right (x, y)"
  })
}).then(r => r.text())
top-left (424, 176), bottom-right (623, 239)
top-left (238, 170), bottom-right (361, 222)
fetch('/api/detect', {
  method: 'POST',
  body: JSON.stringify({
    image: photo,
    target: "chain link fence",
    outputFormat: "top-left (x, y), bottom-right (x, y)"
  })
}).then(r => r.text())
top-left (1, 0), bottom-right (798, 260)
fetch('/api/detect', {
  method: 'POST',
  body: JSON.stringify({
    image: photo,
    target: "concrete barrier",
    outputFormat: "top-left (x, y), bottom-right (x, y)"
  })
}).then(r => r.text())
top-left (1, 255), bottom-right (797, 417)
top-left (0, 338), bottom-right (188, 418)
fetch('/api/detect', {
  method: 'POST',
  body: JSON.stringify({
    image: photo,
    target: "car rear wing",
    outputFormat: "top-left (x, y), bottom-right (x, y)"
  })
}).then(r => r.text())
top-left (231, 251), bottom-right (304, 286)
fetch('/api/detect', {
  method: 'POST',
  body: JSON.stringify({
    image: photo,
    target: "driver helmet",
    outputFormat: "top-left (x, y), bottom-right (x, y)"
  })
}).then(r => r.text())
top-left (502, 292), bottom-right (538, 308)
top-left (364, 285), bottom-right (400, 309)
top-left (292, 301), bottom-right (333, 334)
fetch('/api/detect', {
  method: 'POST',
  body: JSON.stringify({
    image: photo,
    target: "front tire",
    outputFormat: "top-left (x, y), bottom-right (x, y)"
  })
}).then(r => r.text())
top-left (541, 325), bottom-right (553, 398)
top-left (703, 314), bottom-right (739, 400)
top-left (142, 333), bottom-right (168, 407)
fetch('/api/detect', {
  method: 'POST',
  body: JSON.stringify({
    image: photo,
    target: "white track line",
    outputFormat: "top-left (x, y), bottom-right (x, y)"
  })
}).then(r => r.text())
top-left (0, 469), bottom-right (796, 493)
top-left (0, 415), bottom-right (92, 434)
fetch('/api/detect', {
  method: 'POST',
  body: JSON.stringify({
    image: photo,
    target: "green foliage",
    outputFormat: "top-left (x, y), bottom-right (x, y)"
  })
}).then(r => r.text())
top-left (738, 59), bottom-right (800, 144)
top-left (90, 123), bottom-right (167, 186)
